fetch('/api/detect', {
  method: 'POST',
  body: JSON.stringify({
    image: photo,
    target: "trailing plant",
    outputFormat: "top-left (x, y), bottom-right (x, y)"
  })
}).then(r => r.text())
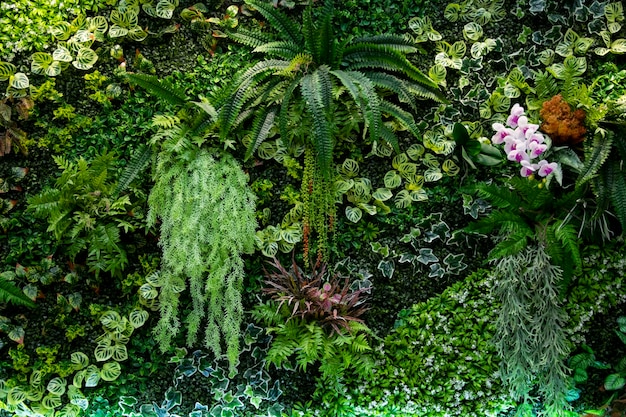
top-left (145, 148), bottom-right (257, 374)
top-left (251, 257), bottom-right (374, 382)
top-left (491, 245), bottom-right (571, 417)
top-left (221, 0), bottom-right (446, 263)
top-left (26, 152), bottom-right (144, 280)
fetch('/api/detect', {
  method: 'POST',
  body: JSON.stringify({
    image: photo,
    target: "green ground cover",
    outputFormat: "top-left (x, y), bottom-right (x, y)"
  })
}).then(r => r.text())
top-left (1, 0), bottom-right (626, 416)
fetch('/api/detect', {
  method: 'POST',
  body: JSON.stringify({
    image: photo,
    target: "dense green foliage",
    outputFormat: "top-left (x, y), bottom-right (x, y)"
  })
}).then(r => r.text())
top-left (2, 0), bottom-right (626, 416)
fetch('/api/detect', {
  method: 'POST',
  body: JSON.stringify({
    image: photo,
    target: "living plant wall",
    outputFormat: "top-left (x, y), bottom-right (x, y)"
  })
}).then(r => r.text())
top-left (1, 0), bottom-right (626, 416)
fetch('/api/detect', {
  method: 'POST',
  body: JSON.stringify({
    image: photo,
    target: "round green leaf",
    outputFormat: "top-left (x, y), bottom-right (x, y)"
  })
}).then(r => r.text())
top-left (94, 343), bottom-right (114, 362)
top-left (30, 370), bottom-right (45, 387)
top-left (139, 283), bottom-right (158, 300)
top-left (50, 21), bottom-right (72, 40)
top-left (605, 374), bottom-right (626, 391)
top-left (127, 26), bottom-right (148, 42)
top-left (442, 159), bottom-right (460, 176)
top-left (384, 170), bottom-right (402, 189)
top-left (53, 46), bottom-right (73, 62)
top-left (394, 189), bottom-right (413, 209)
top-left (10, 73), bottom-right (29, 90)
top-left (341, 159), bottom-right (359, 177)
top-left (129, 309), bottom-right (149, 328)
top-left (108, 25), bottom-right (129, 38)
top-left (30, 53), bottom-right (53, 75)
top-left (57, 403), bottom-right (82, 417)
top-left (0, 62), bottom-right (17, 81)
top-left (444, 3), bottom-right (460, 21)
top-left (335, 179), bottom-right (354, 194)
top-left (424, 167), bottom-right (443, 182)
top-left (84, 365), bottom-right (100, 387)
top-left (428, 64), bottom-right (447, 86)
top-left (406, 144), bottom-right (425, 160)
top-left (156, 0), bottom-right (179, 19)
top-left (42, 393), bottom-right (63, 409)
top-left (372, 187), bottom-right (393, 201)
top-left (71, 352), bottom-right (89, 370)
top-left (7, 386), bottom-right (26, 405)
top-left (463, 22), bottom-right (483, 41)
top-left (345, 206), bottom-right (362, 223)
top-left (46, 377), bottom-right (66, 396)
top-left (68, 386), bottom-right (89, 410)
top-left (100, 362), bottom-right (122, 382)
top-left (88, 16), bottom-right (108, 34)
top-left (611, 39), bottom-right (626, 53)
top-left (112, 344), bottom-right (128, 361)
top-left (73, 48), bottom-right (98, 70)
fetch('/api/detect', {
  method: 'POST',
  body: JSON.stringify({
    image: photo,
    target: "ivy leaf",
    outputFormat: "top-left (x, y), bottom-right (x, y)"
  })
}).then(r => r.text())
top-left (377, 260), bottom-right (395, 278)
top-left (428, 263), bottom-right (445, 278)
top-left (417, 248), bottom-right (438, 265)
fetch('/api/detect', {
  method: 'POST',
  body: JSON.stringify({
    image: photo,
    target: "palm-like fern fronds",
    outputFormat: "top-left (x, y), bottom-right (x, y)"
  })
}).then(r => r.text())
top-left (126, 73), bottom-right (188, 107)
top-left (0, 278), bottom-right (35, 308)
top-left (578, 129), bottom-right (613, 187)
top-left (114, 145), bottom-right (152, 196)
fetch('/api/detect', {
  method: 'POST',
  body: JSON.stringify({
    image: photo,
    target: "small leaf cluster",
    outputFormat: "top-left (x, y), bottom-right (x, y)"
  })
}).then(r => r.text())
top-left (251, 258), bottom-right (374, 381)
top-left (27, 151), bottom-right (144, 280)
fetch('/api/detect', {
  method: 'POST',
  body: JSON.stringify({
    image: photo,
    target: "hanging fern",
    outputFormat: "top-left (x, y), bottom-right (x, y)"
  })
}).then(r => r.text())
top-left (148, 150), bottom-right (257, 373)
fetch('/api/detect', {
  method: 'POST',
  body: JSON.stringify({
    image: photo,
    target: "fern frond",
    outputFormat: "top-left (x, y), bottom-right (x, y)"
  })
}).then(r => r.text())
top-left (228, 27), bottom-right (276, 48)
top-left (245, 0), bottom-right (302, 45)
top-left (365, 71), bottom-right (416, 110)
top-left (253, 41), bottom-right (301, 60)
top-left (317, 0), bottom-right (334, 65)
top-left (379, 100), bottom-right (419, 145)
top-left (474, 182), bottom-right (523, 209)
top-left (607, 159), bottom-right (626, 232)
top-left (488, 230), bottom-right (532, 260)
top-left (352, 34), bottom-right (419, 54)
top-left (509, 177), bottom-right (551, 211)
top-left (379, 124), bottom-right (400, 153)
top-left (0, 278), bottom-right (36, 308)
top-left (151, 114), bottom-right (180, 129)
top-left (331, 70), bottom-right (381, 145)
top-left (578, 129), bottom-right (613, 187)
top-left (533, 70), bottom-right (559, 100)
top-left (342, 47), bottom-right (445, 102)
top-left (466, 210), bottom-right (531, 236)
top-left (220, 60), bottom-right (291, 138)
top-left (301, 72), bottom-right (333, 180)
top-left (553, 222), bottom-right (582, 273)
top-left (278, 78), bottom-right (301, 142)
top-left (126, 73), bottom-right (188, 107)
top-left (114, 145), bottom-right (152, 196)
top-left (245, 107), bottom-right (277, 161)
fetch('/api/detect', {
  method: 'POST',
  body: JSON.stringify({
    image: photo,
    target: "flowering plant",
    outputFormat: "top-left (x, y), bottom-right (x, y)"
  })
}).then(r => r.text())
top-left (492, 103), bottom-right (559, 179)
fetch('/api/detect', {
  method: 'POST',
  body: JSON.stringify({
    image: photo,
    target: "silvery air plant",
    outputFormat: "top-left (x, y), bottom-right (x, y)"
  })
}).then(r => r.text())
top-left (492, 103), bottom-right (559, 181)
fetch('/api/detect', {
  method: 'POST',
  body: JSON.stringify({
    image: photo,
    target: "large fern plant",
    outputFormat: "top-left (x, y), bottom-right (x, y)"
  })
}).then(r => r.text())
top-left (220, 0), bottom-right (446, 262)
top-left (576, 95), bottom-right (626, 235)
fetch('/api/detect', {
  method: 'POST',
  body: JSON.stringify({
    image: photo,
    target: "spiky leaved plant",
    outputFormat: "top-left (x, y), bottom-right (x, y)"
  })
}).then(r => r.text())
top-left (219, 0), bottom-right (446, 263)
top-left (576, 95), bottom-right (626, 235)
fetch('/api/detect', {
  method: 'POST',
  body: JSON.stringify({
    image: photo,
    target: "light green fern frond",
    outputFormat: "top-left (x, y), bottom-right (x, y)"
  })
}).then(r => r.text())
top-left (126, 73), bottom-right (188, 107)
top-left (578, 129), bottom-right (614, 187)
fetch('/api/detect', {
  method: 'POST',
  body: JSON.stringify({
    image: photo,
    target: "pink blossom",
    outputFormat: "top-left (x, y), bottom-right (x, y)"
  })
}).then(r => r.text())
top-left (528, 141), bottom-right (547, 158)
top-left (537, 160), bottom-right (558, 177)
top-left (507, 103), bottom-right (525, 128)
top-left (491, 124), bottom-right (514, 144)
top-left (520, 160), bottom-right (536, 177)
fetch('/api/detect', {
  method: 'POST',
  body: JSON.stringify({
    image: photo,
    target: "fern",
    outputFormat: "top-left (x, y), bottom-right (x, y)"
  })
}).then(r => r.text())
top-left (608, 159), bottom-right (626, 232)
top-left (126, 73), bottom-right (187, 107)
top-left (114, 145), bottom-right (152, 196)
top-left (0, 278), bottom-right (36, 308)
top-left (244, 107), bottom-right (277, 161)
top-left (149, 150), bottom-right (257, 373)
top-left (578, 129), bottom-right (614, 187)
